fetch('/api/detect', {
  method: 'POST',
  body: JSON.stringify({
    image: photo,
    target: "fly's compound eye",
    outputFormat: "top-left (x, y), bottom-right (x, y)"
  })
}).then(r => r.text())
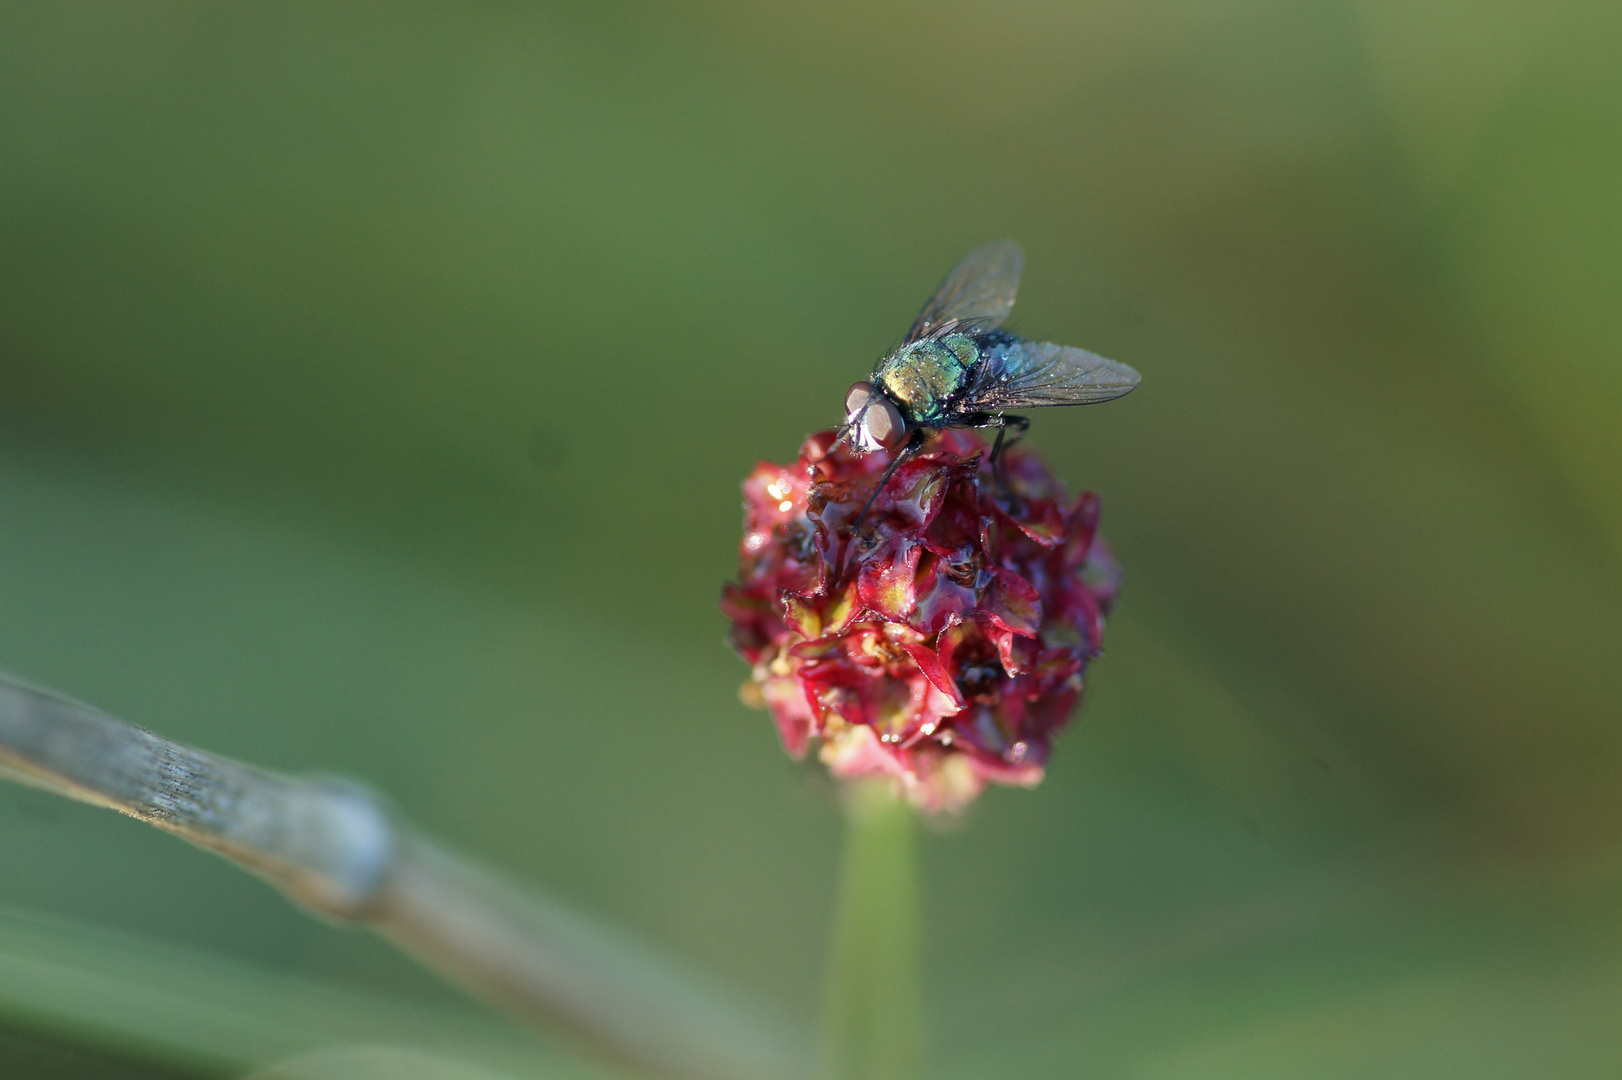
top-left (845, 381), bottom-right (877, 419)
top-left (845, 381), bottom-right (906, 452)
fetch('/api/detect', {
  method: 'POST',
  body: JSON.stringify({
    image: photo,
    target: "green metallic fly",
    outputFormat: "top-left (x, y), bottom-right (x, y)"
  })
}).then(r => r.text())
top-left (840, 240), bottom-right (1141, 516)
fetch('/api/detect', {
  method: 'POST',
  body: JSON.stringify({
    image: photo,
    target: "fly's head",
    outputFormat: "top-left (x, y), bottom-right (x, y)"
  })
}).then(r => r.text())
top-left (843, 381), bottom-right (907, 453)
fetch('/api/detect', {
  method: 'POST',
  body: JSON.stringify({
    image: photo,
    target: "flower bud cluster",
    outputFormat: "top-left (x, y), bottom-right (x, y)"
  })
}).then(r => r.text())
top-left (723, 429), bottom-right (1121, 812)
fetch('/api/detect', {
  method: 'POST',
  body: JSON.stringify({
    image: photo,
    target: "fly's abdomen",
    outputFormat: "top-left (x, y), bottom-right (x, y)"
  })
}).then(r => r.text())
top-left (876, 335), bottom-right (981, 425)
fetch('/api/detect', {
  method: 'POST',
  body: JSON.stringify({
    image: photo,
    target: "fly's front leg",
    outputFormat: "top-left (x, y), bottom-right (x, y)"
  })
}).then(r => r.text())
top-left (853, 429), bottom-right (926, 535)
top-left (806, 423), bottom-right (852, 480)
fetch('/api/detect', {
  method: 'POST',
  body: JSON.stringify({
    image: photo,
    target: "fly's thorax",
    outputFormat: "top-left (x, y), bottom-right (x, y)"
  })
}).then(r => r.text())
top-left (875, 335), bottom-right (982, 423)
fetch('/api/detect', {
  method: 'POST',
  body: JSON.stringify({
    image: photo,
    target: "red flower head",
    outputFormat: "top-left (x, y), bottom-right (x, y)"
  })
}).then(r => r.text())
top-left (722, 429), bottom-right (1122, 813)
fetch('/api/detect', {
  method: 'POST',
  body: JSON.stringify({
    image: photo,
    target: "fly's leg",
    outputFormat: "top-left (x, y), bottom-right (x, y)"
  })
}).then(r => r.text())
top-left (988, 414), bottom-right (1031, 472)
top-left (987, 425), bottom-right (1008, 485)
top-left (977, 414), bottom-right (1029, 505)
top-left (853, 429), bottom-right (926, 535)
top-left (806, 424), bottom-right (852, 480)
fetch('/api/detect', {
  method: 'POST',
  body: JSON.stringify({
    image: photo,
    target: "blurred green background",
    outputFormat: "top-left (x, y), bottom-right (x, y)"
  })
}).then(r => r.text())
top-left (3, 1), bottom-right (1622, 1077)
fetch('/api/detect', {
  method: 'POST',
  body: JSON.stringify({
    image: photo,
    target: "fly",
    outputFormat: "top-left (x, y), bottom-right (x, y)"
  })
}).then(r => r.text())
top-left (839, 241), bottom-right (1141, 525)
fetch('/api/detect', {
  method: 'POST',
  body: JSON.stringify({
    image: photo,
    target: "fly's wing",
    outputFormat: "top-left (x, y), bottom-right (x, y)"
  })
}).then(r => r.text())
top-left (967, 340), bottom-right (1140, 409)
top-left (906, 241), bottom-right (1024, 342)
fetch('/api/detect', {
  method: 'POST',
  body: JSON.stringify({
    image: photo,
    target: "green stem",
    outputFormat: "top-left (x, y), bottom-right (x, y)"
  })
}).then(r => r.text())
top-left (821, 780), bottom-right (924, 1080)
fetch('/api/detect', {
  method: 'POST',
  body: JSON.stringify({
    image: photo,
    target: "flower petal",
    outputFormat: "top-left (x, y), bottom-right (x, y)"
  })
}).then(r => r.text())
top-left (900, 642), bottom-right (966, 709)
top-left (856, 536), bottom-right (923, 622)
top-left (1063, 491), bottom-right (1101, 570)
top-left (908, 553), bottom-right (980, 636)
top-left (981, 567), bottom-right (1042, 638)
top-left (760, 674), bottom-right (818, 758)
top-left (997, 495), bottom-right (1066, 547)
